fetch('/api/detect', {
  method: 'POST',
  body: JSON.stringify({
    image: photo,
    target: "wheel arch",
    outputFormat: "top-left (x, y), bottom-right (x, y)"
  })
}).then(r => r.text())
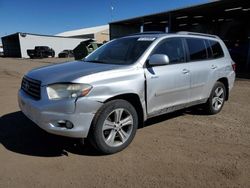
top-left (104, 93), bottom-right (145, 129)
top-left (217, 77), bottom-right (229, 101)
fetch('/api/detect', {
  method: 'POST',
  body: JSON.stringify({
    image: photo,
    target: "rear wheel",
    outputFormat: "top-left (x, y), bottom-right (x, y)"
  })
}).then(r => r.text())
top-left (89, 99), bottom-right (138, 154)
top-left (204, 81), bottom-right (226, 114)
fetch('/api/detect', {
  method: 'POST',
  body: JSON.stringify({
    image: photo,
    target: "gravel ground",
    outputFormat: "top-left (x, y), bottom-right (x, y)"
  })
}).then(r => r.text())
top-left (0, 57), bottom-right (249, 188)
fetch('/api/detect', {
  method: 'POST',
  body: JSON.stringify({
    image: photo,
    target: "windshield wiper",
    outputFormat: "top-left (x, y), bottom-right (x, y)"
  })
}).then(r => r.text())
top-left (84, 60), bottom-right (107, 64)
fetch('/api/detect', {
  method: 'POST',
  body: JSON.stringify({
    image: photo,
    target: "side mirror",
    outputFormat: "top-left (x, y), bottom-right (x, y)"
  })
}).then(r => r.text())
top-left (148, 54), bottom-right (170, 66)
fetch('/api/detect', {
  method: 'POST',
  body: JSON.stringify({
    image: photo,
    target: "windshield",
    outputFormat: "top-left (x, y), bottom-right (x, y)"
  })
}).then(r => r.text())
top-left (84, 37), bottom-right (155, 65)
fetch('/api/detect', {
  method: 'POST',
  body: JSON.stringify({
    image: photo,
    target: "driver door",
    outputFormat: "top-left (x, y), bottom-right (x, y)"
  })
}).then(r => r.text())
top-left (145, 37), bottom-right (191, 116)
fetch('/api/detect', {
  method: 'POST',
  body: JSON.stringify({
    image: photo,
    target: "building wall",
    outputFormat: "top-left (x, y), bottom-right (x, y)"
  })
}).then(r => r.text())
top-left (110, 24), bottom-right (140, 39)
top-left (94, 29), bottom-right (109, 43)
top-left (56, 25), bottom-right (109, 43)
top-left (18, 33), bottom-right (85, 58)
top-left (2, 33), bottom-right (21, 57)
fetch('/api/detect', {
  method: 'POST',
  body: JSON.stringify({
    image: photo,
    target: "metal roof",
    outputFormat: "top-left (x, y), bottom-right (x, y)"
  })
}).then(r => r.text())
top-left (109, 0), bottom-right (224, 24)
top-left (1, 32), bottom-right (88, 40)
top-left (56, 25), bottom-right (109, 37)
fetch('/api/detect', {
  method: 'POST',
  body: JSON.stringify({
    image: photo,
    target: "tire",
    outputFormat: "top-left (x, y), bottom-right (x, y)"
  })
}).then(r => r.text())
top-left (89, 99), bottom-right (138, 154)
top-left (204, 81), bottom-right (226, 115)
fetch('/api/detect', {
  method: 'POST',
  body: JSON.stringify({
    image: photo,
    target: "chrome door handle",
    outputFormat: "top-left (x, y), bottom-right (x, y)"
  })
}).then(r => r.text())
top-left (211, 65), bottom-right (218, 69)
top-left (182, 69), bottom-right (190, 74)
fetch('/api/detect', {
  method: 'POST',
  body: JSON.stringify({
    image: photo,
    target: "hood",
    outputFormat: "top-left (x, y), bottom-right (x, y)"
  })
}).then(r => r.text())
top-left (26, 61), bottom-right (122, 85)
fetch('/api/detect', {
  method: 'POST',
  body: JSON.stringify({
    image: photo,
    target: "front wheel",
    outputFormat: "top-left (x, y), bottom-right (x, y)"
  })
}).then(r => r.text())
top-left (204, 81), bottom-right (226, 115)
top-left (89, 99), bottom-right (138, 154)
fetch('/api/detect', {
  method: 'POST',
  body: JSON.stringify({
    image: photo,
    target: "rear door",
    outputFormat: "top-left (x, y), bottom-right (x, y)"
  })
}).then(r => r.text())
top-left (184, 37), bottom-right (213, 102)
top-left (145, 37), bottom-right (191, 116)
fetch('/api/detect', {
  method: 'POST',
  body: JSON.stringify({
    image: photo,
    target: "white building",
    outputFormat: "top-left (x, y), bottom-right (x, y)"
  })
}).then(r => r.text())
top-left (1, 33), bottom-right (87, 58)
top-left (1, 25), bottom-right (109, 58)
top-left (56, 25), bottom-right (109, 43)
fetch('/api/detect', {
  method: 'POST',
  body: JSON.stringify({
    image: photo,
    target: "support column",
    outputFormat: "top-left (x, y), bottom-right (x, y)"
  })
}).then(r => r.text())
top-left (168, 13), bottom-right (172, 33)
top-left (140, 25), bottom-right (144, 33)
top-left (246, 28), bottom-right (250, 72)
top-left (246, 40), bottom-right (250, 72)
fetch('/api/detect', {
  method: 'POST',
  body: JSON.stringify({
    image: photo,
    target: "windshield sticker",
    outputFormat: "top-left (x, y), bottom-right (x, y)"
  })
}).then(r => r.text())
top-left (138, 37), bottom-right (156, 41)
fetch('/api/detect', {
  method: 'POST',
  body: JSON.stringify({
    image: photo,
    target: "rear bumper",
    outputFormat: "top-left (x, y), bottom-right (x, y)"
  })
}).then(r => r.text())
top-left (18, 89), bottom-right (102, 138)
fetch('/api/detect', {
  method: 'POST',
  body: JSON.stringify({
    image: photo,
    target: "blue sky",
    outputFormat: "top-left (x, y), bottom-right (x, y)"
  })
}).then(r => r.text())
top-left (0, 0), bottom-right (209, 38)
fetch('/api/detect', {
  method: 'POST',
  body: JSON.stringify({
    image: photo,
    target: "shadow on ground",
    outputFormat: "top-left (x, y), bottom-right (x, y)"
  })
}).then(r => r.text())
top-left (0, 108), bottom-right (203, 157)
top-left (0, 111), bottom-right (101, 157)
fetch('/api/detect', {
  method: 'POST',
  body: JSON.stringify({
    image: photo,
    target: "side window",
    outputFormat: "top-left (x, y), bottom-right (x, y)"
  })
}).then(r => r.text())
top-left (209, 40), bottom-right (224, 58)
top-left (186, 38), bottom-right (207, 61)
top-left (151, 38), bottom-right (185, 64)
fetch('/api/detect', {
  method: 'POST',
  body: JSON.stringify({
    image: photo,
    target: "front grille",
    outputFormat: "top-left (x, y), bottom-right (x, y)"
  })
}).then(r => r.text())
top-left (21, 76), bottom-right (41, 100)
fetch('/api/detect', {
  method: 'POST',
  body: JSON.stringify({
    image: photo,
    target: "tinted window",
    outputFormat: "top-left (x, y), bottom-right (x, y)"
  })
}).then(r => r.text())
top-left (151, 38), bottom-right (185, 64)
top-left (209, 40), bottom-right (224, 58)
top-left (186, 38), bottom-right (207, 61)
top-left (85, 37), bottom-right (154, 65)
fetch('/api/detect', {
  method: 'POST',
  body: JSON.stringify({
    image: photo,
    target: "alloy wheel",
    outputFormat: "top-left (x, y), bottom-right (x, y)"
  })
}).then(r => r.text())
top-left (102, 108), bottom-right (133, 147)
top-left (212, 87), bottom-right (224, 111)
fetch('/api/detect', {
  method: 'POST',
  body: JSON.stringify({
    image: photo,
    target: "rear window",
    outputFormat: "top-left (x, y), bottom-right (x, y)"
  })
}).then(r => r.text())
top-left (186, 38), bottom-right (207, 61)
top-left (208, 40), bottom-right (224, 58)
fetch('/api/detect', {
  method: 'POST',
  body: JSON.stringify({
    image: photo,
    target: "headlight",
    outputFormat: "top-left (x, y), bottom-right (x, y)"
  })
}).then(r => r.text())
top-left (47, 83), bottom-right (92, 100)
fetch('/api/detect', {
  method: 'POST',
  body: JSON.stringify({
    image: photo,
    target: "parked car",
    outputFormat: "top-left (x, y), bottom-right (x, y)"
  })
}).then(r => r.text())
top-left (73, 40), bottom-right (102, 60)
top-left (58, 50), bottom-right (74, 58)
top-left (27, 46), bottom-right (55, 58)
top-left (18, 32), bottom-right (235, 154)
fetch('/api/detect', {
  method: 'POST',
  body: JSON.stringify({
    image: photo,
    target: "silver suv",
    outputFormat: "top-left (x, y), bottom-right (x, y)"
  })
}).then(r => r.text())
top-left (18, 32), bottom-right (235, 154)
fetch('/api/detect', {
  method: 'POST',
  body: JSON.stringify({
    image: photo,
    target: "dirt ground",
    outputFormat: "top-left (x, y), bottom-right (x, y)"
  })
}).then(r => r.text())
top-left (0, 57), bottom-right (249, 188)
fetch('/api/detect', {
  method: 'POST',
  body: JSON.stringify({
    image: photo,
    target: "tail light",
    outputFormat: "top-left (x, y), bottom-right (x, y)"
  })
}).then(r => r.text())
top-left (232, 61), bottom-right (236, 72)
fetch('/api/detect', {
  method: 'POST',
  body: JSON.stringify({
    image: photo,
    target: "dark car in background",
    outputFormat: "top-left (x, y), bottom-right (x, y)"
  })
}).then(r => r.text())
top-left (73, 40), bottom-right (102, 60)
top-left (27, 46), bottom-right (55, 58)
top-left (58, 50), bottom-right (74, 58)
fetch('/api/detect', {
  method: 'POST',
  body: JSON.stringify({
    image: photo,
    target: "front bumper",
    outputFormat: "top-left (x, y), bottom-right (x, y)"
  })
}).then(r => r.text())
top-left (18, 89), bottom-right (102, 138)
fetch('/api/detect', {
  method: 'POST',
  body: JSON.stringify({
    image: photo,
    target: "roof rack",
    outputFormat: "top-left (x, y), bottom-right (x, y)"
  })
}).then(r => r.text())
top-left (129, 31), bottom-right (165, 36)
top-left (177, 31), bottom-right (219, 39)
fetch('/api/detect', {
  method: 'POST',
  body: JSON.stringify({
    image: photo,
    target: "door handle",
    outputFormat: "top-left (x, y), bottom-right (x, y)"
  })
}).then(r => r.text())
top-left (211, 65), bottom-right (217, 69)
top-left (182, 69), bottom-right (190, 74)
top-left (151, 75), bottom-right (159, 79)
